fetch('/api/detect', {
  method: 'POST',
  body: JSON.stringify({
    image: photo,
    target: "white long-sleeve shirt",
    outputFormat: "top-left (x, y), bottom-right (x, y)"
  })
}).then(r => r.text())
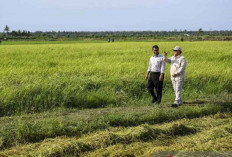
top-left (147, 54), bottom-right (165, 74)
top-left (164, 54), bottom-right (187, 80)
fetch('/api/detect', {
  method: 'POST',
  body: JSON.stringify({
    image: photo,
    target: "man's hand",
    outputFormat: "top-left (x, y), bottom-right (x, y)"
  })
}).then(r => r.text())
top-left (159, 74), bottom-right (164, 81)
top-left (145, 75), bottom-right (149, 80)
top-left (145, 72), bottom-right (150, 80)
top-left (172, 73), bottom-right (178, 77)
top-left (164, 51), bottom-right (168, 57)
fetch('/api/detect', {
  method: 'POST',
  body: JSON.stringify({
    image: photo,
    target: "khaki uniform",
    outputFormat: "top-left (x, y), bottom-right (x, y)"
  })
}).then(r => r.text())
top-left (164, 55), bottom-right (187, 104)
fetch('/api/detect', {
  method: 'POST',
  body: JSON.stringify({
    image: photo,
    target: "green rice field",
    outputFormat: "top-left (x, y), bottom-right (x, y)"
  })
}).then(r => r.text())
top-left (0, 41), bottom-right (231, 156)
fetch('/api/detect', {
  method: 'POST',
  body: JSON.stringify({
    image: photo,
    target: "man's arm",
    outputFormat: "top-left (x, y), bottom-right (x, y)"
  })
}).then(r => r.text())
top-left (159, 59), bottom-right (165, 81)
top-left (159, 73), bottom-right (164, 81)
top-left (164, 52), bottom-right (171, 63)
top-left (145, 71), bottom-right (150, 80)
top-left (145, 59), bottom-right (151, 80)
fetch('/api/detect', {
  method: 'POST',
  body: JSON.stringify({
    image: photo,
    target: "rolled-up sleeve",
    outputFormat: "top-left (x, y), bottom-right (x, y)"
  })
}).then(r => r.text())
top-left (175, 58), bottom-right (187, 75)
top-left (164, 56), bottom-right (171, 63)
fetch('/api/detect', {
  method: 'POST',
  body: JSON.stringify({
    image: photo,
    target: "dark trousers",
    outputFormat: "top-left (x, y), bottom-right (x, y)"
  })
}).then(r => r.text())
top-left (147, 72), bottom-right (164, 102)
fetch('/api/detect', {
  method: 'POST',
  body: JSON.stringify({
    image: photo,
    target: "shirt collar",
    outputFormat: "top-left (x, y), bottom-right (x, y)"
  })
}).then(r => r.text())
top-left (174, 54), bottom-right (182, 58)
top-left (153, 53), bottom-right (161, 57)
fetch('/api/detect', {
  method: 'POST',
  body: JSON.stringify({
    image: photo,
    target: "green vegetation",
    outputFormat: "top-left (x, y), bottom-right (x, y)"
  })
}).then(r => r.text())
top-left (0, 41), bottom-right (231, 116)
top-left (1, 111), bottom-right (232, 156)
top-left (1, 27), bottom-right (232, 41)
top-left (0, 99), bottom-right (231, 150)
top-left (0, 41), bottom-right (231, 156)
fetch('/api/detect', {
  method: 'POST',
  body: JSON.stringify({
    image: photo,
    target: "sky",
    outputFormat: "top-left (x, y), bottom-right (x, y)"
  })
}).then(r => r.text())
top-left (0, 0), bottom-right (232, 32)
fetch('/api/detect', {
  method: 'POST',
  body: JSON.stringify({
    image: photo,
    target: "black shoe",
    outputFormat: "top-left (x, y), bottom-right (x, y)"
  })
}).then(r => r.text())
top-left (156, 101), bottom-right (161, 104)
top-left (151, 99), bottom-right (157, 104)
top-left (171, 104), bottom-right (178, 108)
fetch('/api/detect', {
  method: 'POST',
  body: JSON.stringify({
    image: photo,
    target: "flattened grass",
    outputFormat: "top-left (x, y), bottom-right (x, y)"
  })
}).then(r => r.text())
top-left (1, 113), bottom-right (232, 157)
top-left (0, 96), bottom-right (231, 150)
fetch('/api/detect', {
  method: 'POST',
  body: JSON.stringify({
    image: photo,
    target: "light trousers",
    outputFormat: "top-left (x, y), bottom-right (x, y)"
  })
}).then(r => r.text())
top-left (172, 79), bottom-right (184, 104)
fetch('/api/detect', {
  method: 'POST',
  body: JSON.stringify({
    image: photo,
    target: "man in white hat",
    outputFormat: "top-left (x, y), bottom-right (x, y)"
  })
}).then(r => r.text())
top-left (164, 46), bottom-right (187, 107)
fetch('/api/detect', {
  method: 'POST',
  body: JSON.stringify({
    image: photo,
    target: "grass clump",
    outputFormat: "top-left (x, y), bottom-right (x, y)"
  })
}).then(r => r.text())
top-left (167, 123), bottom-right (197, 136)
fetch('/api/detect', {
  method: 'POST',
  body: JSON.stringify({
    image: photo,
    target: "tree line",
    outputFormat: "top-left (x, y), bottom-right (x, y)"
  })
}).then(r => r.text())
top-left (0, 25), bottom-right (232, 41)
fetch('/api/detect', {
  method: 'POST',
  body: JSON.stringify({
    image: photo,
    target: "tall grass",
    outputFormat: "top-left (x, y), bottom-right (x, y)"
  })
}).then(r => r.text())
top-left (0, 41), bottom-right (231, 116)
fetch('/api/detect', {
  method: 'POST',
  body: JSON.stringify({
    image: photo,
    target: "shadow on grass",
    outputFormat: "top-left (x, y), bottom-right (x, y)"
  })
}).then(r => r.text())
top-left (183, 100), bottom-right (232, 106)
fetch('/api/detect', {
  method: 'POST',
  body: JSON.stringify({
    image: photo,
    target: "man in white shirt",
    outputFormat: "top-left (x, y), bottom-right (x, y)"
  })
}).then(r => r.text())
top-left (145, 45), bottom-right (165, 104)
top-left (164, 46), bottom-right (187, 108)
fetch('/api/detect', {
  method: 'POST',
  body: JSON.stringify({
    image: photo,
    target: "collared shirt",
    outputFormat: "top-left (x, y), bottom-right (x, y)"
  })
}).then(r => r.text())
top-left (147, 54), bottom-right (165, 74)
top-left (164, 55), bottom-right (187, 80)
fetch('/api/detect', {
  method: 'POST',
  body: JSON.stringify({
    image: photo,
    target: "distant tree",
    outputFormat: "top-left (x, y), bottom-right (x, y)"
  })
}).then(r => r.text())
top-left (42, 33), bottom-right (47, 37)
top-left (18, 30), bottom-right (22, 36)
top-left (27, 31), bottom-right (32, 37)
top-left (198, 28), bottom-right (203, 34)
top-left (11, 31), bottom-right (18, 36)
top-left (4, 25), bottom-right (10, 35)
top-left (22, 30), bottom-right (26, 36)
